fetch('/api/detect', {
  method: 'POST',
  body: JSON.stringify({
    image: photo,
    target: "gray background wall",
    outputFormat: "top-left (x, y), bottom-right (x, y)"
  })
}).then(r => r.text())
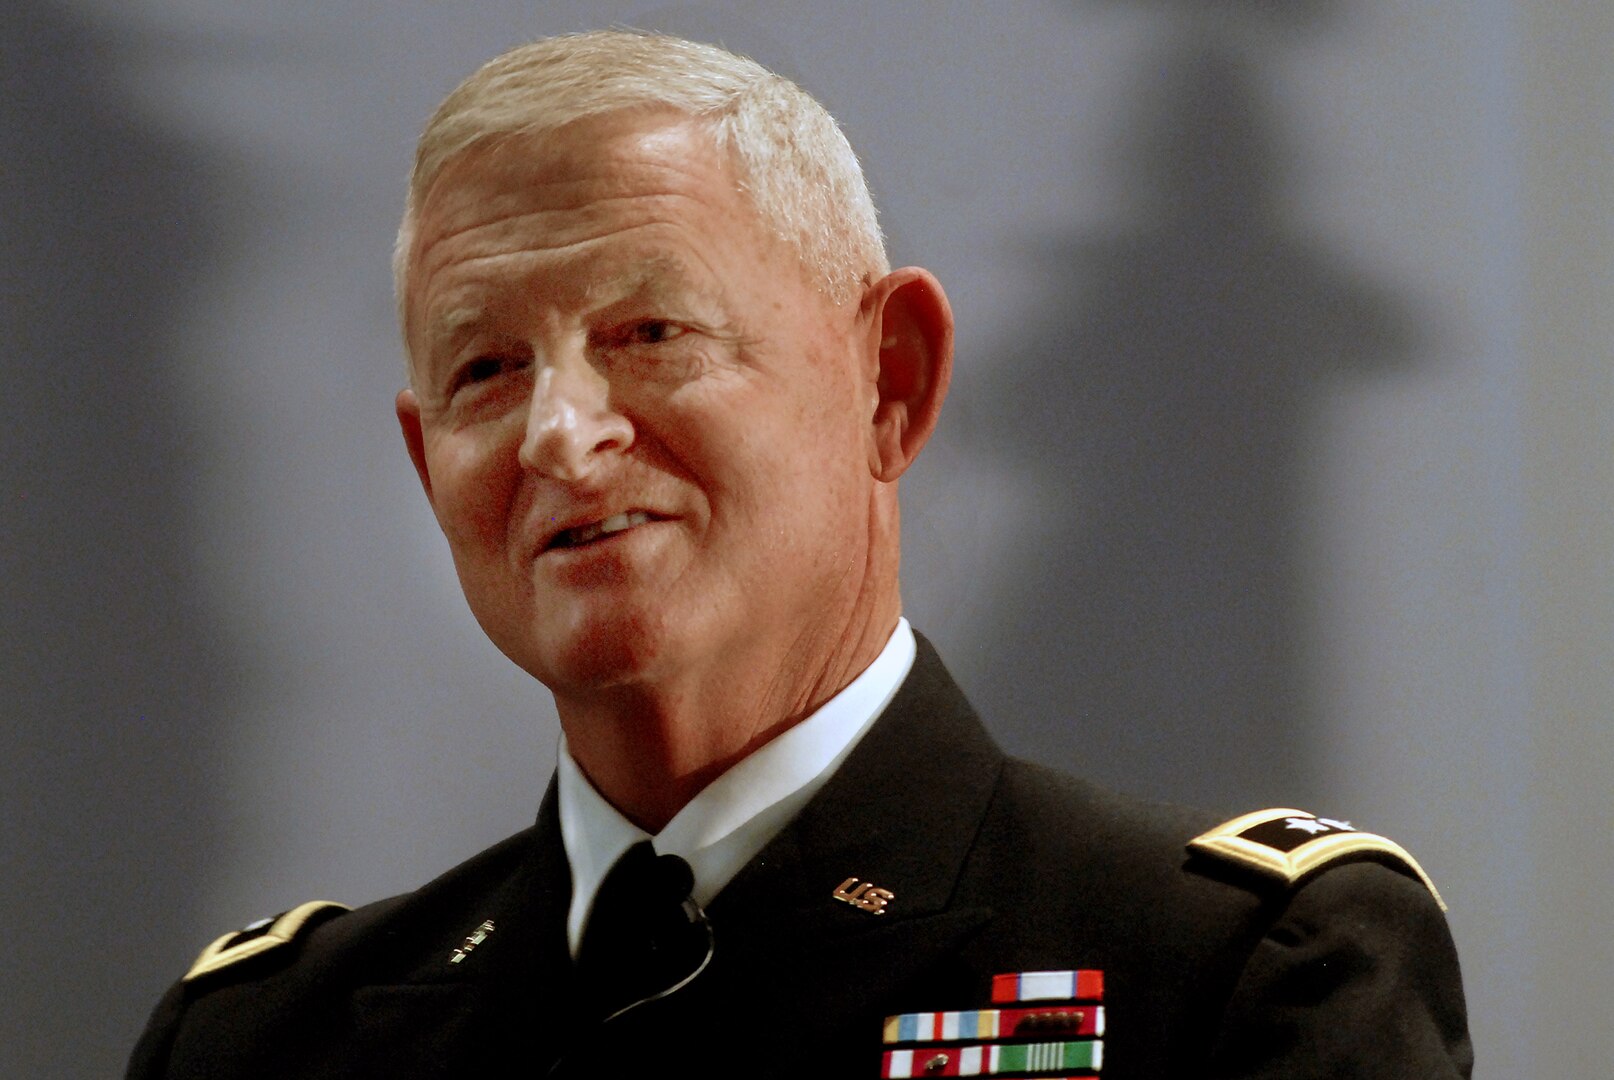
top-left (3, 2), bottom-right (1608, 1076)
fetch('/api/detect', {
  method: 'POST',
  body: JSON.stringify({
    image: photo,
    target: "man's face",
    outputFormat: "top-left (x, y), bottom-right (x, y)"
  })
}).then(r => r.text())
top-left (398, 111), bottom-right (881, 697)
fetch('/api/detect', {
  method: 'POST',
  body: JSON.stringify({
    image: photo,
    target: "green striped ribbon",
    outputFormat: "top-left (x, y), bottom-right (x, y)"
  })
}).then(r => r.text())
top-left (994, 1039), bottom-right (1101, 1072)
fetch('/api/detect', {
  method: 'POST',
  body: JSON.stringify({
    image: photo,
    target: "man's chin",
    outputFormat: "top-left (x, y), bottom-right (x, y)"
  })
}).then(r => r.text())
top-left (511, 620), bottom-right (680, 696)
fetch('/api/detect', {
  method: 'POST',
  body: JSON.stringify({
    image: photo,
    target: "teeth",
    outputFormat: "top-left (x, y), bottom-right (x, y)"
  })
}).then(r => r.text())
top-left (559, 511), bottom-right (652, 548)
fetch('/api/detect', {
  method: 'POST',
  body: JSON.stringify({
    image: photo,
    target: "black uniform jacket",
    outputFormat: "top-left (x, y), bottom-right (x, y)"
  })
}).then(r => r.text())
top-left (129, 636), bottom-right (1472, 1078)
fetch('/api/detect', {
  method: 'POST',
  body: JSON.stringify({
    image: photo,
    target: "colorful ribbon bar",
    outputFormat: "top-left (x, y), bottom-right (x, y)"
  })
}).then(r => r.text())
top-left (883, 1005), bottom-right (1105, 1043)
top-left (882, 1039), bottom-right (1103, 1077)
top-left (990, 970), bottom-right (1104, 1004)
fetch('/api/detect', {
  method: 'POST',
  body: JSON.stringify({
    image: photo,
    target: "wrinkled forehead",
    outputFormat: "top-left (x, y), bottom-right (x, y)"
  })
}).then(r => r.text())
top-left (402, 113), bottom-right (762, 333)
top-left (411, 112), bottom-right (749, 259)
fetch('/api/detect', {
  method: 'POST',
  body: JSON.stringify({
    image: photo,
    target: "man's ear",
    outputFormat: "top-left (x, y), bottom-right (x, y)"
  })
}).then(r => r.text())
top-left (396, 388), bottom-right (435, 504)
top-left (861, 267), bottom-right (953, 482)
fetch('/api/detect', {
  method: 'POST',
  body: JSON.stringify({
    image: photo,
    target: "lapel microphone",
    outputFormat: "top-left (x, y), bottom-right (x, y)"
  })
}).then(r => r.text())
top-left (551, 842), bottom-right (715, 1074)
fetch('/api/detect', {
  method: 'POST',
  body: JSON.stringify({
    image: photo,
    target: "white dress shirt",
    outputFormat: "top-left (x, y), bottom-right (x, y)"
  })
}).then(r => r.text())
top-left (557, 618), bottom-right (917, 957)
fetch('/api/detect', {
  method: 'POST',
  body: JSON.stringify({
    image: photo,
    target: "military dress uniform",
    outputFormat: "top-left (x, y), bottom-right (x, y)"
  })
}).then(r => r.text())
top-left (128, 635), bottom-right (1472, 1078)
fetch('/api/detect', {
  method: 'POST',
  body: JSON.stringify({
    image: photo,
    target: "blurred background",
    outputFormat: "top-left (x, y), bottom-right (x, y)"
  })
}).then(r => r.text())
top-left (2, 2), bottom-right (1608, 1075)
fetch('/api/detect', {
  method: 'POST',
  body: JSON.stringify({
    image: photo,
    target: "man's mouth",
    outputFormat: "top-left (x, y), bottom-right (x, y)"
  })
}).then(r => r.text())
top-left (546, 511), bottom-right (657, 551)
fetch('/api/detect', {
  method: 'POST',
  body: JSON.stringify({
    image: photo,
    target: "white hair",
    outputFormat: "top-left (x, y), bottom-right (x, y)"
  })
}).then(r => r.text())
top-left (394, 30), bottom-right (888, 316)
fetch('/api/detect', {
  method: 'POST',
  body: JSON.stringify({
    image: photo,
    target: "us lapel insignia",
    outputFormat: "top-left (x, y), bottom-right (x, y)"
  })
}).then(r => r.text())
top-left (833, 876), bottom-right (894, 915)
top-left (448, 919), bottom-right (496, 964)
top-left (1188, 807), bottom-right (1447, 910)
top-left (881, 969), bottom-right (1105, 1076)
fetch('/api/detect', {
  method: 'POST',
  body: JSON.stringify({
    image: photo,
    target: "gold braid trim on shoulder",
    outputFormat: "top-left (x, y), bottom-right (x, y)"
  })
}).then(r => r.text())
top-left (184, 900), bottom-right (352, 981)
top-left (1189, 808), bottom-right (1447, 911)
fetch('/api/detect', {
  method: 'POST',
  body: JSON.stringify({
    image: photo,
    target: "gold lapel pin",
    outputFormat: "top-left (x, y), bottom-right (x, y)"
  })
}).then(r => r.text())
top-left (448, 920), bottom-right (495, 964)
top-left (833, 876), bottom-right (894, 915)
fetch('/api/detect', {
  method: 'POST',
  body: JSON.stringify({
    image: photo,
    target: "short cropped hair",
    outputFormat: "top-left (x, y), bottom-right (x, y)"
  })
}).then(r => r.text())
top-left (394, 30), bottom-right (889, 314)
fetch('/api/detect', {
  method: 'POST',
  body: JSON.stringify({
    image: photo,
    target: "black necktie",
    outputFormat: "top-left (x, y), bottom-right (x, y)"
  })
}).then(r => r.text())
top-left (576, 840), bottom-right (711, 1021)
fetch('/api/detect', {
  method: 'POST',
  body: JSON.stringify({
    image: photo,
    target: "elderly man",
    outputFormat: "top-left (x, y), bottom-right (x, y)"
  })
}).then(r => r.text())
top-left (129, 31), bottom-right (1471, 1079)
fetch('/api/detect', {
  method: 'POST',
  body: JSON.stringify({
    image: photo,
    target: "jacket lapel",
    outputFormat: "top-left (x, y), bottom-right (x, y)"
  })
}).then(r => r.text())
top-left (673, 634), bottom-right (1006, 1051)
top-left (346, 787), bottom-right (576, 1076)
top-left (713, 632), bottom-right (1003, 926)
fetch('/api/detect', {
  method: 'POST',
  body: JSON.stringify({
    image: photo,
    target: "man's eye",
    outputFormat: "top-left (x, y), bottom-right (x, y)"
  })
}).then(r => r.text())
top-left (627, 320), bottom-right (685, 345)
top-left (452, 355), bottom-right (521, 391)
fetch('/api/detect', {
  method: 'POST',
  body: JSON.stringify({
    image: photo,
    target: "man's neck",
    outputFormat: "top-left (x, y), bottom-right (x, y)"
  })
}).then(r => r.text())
top-left (555, 602), bottom-right (900, 833)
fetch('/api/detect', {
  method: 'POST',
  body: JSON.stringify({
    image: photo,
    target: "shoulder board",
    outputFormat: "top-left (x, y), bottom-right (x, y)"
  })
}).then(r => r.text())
top-left (184, 900), bottom-right (352, 982)
top-left (1187, 808), bottom-right (1446, 911)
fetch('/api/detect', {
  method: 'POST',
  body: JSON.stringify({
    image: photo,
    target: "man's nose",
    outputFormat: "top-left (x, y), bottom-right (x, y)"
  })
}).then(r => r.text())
top-left (518, 353), bottom-right (633, 480)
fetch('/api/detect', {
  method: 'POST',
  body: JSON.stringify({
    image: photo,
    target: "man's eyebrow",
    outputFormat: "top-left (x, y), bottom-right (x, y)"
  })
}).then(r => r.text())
top-left (589, 253), bottom-right (716, 307)
top-left (425, 306), bottom-right (489, 354)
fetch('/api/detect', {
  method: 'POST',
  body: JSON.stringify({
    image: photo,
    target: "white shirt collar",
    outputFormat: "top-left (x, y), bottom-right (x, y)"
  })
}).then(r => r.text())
top-left (557, 617), bottom-right (916, 957)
